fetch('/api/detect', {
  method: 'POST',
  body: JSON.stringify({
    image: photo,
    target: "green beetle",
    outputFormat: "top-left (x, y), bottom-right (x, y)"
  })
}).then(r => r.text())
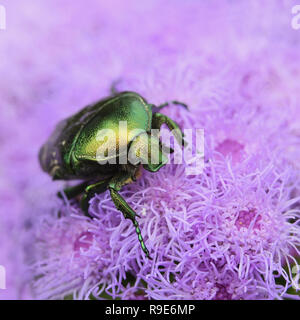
top-left (39, 90), bottom-right (187, 259)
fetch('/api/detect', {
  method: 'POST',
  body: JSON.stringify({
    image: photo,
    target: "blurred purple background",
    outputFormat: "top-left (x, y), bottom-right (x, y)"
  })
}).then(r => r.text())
top-left (0, 0), bottom-right (299, 299)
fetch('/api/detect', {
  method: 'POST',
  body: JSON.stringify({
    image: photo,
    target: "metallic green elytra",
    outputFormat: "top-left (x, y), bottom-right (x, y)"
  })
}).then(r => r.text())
top-left (39, 90), bottom-right (188, 259)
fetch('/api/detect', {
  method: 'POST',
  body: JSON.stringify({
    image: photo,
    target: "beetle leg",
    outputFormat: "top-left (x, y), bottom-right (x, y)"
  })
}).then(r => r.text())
top-left (80, 179), bottom-right (110, 216)
top-left (57, 181), bottom-right (90, 200)
top-left (109, 188), bottom-right (151, 259)
top-left (110, 80), bottom-right (121, 96)
top-left (109, 173), bottom-right (151, 259)
top-left (152, 112), bottom-right (186, 148)
top-left (151, 100), bottom-right (189, 113)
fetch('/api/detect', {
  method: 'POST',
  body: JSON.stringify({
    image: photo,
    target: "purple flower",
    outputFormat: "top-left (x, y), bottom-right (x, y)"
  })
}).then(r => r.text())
top-left (30, 209), bottom-right (120, 299)
top-left (30, 151), bottom-right (300, 299)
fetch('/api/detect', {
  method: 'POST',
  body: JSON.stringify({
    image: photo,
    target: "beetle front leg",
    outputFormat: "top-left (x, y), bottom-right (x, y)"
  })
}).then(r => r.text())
top-left (109, 173), bottom-right (151, 259)
top-left (152, 112), bottom-right (186, 147)
top-left (109, 188), bottom-right (151, 259)
top-left (80, 179), bottom-right (110, 216)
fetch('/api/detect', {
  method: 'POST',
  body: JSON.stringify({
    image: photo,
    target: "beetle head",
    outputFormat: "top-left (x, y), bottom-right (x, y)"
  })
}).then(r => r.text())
top-left (39, 143), bottom-right (63, 179)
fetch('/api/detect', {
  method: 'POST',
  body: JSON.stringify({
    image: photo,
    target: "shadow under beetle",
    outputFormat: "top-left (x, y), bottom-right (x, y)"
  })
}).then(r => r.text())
top-left (39, 88), bottom-right (188, 259)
